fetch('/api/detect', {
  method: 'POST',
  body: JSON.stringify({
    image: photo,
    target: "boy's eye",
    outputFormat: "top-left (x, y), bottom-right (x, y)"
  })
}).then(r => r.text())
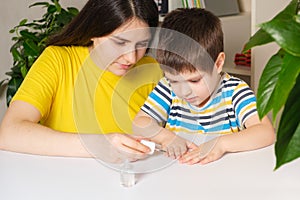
top-left (190, 79), bottom-right (201, 83)
top-left (166, 78), bottom-right (177, 84)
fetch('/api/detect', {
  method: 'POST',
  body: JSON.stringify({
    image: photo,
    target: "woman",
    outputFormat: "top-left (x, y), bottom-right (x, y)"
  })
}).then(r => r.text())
top-left (0, 0), bottom-right (162, 163)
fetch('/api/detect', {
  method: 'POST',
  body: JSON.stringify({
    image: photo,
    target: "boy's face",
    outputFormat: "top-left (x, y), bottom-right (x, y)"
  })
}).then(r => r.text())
top-left (164, 67), bottom-right (224, 108)
top-left (164, 52), bottom-right (225, 107)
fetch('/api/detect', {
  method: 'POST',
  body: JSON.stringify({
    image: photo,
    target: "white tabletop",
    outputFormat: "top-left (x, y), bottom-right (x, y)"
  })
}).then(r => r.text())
top-left (0, 145), bottom-right (299, 200)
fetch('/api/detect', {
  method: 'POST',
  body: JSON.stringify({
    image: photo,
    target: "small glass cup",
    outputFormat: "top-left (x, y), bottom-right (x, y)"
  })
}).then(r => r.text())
top-left (120, 160), bottom-right (136, 187)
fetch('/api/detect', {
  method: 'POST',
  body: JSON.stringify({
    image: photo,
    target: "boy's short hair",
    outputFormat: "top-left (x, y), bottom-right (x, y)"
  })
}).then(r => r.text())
top-left (157, 8), bottom-right (223, 74)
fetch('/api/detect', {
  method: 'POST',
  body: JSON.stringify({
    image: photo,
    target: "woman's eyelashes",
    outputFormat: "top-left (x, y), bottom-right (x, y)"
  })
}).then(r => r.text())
top-left (136, 41), bottom-right (149, 48)
top-left (111, 37), bottom-right (149, 48)
top-left (111, 38), bottom-right (127, 46)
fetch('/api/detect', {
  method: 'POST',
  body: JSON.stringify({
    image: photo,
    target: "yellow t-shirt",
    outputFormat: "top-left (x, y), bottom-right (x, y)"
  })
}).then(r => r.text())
top-left (12, 46), bottom-right (162, 134)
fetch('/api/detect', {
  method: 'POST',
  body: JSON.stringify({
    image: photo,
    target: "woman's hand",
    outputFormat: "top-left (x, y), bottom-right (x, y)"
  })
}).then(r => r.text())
top-left (179, 137), bottom-right (225, 165)
top-left (104, 133), bottom-right (151, 162)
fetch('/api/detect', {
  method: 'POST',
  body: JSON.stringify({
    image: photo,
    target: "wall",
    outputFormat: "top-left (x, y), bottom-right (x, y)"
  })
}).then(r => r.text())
top-left (251, 0), bottom-right (290, 127)
top-left (0, 0), bottom-right (86, 122)
top-left (251, 0), bottom-right (291, 93)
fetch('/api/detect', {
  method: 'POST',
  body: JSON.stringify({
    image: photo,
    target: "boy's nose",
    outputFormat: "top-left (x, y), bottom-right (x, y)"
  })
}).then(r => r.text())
top-left (180, 83), bottom-right (192, 97)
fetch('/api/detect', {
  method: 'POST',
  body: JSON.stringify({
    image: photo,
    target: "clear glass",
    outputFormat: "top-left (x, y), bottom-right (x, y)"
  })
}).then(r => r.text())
top-left (120, 160), bottom-right (136, 187)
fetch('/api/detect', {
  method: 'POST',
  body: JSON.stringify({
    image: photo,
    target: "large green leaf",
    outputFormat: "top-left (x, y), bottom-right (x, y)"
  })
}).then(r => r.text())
top-left (271, 53), bottom-right (300, 117)
top-left (243, 29), bottom-right (274, 52)
top-left (275, 74), bottom-right (300, 169)
top-left (256, 50), bottom-right (283, 119)
top-left (260, 0), bottom-right (300, 56)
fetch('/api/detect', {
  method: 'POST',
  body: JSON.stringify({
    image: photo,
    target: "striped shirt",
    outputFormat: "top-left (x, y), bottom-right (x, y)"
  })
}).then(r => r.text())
top-left (141, 72), bottom-right (257, 134)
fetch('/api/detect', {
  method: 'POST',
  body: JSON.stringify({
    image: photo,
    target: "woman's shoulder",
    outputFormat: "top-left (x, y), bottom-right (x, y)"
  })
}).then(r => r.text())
top-left (43, 45), bottom-right (89, 58)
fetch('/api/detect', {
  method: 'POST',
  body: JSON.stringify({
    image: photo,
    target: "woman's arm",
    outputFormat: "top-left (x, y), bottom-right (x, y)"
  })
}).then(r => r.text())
top-left (0, 101), bottom-right (150, 161)
top-left (0, 101), bottom-right (88, 157)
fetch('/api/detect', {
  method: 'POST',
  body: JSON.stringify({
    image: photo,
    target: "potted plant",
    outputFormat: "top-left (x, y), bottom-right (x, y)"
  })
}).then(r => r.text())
top-left (0, 0), bottom-right (78, 106)
top-left (243, 0), bottom-right (300, 169)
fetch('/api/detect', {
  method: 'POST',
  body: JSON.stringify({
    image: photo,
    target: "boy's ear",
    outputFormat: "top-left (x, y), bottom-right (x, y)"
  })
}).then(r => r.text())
top-left (215, 52), bottom-right (225, 74)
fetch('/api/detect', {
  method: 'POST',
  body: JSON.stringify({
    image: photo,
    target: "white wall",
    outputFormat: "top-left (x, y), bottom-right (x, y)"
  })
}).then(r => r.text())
top-left (251, 0), bottom-right (291, 93)
top-left (251, 0), bottom-right (290, 127)
top-left (0, 0), bottom-right (86, 121)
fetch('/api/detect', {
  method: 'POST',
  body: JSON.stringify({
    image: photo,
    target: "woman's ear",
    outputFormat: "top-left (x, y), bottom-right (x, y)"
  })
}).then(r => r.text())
top-left (90, 37), bottom-right (96, 44)
top-left (215, 52), bottom-right (225, 74)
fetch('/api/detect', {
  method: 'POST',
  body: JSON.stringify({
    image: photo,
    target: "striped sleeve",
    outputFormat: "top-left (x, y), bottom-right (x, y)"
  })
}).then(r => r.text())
top-left (232, 81), bottom-right (257, 128)
top-left (141, 77), bottom-right (172, 123)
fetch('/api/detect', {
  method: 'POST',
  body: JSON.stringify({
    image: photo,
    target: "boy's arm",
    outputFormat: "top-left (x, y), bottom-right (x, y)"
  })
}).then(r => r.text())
top-left (179, 114), bottom-right (275, 165)
top-left (219, 114), bottom-right (275, 153)
top-left (133, 110), bottom-right (196, 158)
top-left (222, 80), bottom-right (276, 152)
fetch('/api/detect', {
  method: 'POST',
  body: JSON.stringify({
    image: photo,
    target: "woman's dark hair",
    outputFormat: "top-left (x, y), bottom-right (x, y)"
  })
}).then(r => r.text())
top-left (157, 8), bottom-right (223, 74)
top-left (47, 0), bottom-right (158, 46)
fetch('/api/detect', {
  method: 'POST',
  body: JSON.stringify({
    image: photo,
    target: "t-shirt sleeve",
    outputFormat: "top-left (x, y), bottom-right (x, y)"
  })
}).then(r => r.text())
top-left (231, 81), bottom-right (257, 128)
top-left (141, 77), bottom-right (172, 123)
top-left (11, 46), bottom-right (60, 118)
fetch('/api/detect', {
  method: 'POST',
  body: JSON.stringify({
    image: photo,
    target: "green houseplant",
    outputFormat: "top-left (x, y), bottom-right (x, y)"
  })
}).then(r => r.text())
top-left (244, 0), bottom-right (300, 169)
top-left (0, 0), bottom-right (78, 106)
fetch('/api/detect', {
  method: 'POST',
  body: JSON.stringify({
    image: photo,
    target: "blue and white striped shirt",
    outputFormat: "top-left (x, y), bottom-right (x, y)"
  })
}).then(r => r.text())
top-left (141, 73), bottom-right (257, 134)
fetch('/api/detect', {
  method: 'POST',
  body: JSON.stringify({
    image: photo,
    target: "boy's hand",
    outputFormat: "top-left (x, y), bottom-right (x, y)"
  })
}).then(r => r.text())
top-left (164, 136), bottom-right (196, 159)
top-left (159, 133), bottom-right (197, 159)
top-left (179, 137), bottom-right (225, 165)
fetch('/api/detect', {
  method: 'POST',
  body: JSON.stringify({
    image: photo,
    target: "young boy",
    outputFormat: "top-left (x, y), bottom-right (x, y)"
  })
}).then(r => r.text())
top-left (133, 8), bottom-right (275, 165)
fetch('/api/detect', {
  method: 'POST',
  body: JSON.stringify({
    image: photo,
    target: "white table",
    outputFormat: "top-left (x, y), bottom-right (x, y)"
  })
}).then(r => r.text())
top-left (0, 145), bottom-right (299, 200)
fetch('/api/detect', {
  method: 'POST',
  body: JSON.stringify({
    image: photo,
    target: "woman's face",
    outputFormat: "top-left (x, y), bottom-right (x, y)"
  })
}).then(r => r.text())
top-left (90, 18), bottom-right (151, 76)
